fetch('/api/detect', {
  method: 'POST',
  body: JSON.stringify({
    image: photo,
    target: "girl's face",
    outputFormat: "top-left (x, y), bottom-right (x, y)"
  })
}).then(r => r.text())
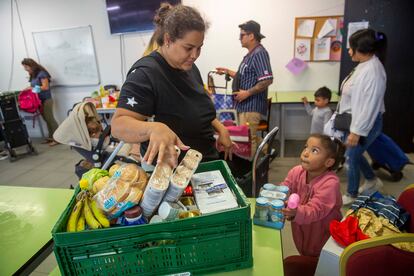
top-left (300, 137), bottom-right (334, 174)
top-left (164, 30), bottom-right (204, 71)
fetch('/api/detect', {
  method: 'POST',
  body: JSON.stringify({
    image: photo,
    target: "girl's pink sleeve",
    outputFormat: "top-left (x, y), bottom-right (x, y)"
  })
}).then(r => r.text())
top-left (294, 176), bottom-right (339, 225)
top-left (280, 166), bottom-right (301, 190)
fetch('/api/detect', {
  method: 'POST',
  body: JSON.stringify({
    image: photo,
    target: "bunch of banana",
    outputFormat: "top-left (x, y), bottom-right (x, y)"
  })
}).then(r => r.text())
top-left (66, 191), bottom-right (110, 232)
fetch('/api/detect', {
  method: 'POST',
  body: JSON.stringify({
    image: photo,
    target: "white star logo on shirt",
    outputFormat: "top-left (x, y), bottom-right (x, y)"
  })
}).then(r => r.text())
top-left (127, 97), bottom-right (137, 107)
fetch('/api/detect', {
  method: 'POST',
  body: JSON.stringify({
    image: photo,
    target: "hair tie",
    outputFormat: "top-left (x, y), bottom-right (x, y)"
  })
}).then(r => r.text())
top-left (375, 32), bottom-right (383, 41)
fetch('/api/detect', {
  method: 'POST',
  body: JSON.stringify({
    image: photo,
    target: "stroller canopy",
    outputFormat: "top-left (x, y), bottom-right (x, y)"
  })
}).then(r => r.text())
top-left (53, 102), bottom-right (99, 151)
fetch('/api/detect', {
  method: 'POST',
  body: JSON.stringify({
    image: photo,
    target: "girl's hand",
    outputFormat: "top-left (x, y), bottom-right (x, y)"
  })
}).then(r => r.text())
top-left (216, 127), bottom-right (234, 161)
top-left (346, 132), bottom-right (360, 147)
top-left (282, 207), bottom-right (297, 220)
top-left (143, 122), bottom-right (189, 168)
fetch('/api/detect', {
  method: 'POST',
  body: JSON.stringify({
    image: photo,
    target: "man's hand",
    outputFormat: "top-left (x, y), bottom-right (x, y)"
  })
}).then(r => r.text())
top-left (234, 89), bottom-right (251, 102)
top-left (215, 67), bottom-right (236, 78)
top-left (346, 132), bottom-right (360, 147)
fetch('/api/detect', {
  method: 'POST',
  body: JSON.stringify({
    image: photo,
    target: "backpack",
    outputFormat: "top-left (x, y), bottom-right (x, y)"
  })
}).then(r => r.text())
top-left (18, 89), bottom-right (42, 113)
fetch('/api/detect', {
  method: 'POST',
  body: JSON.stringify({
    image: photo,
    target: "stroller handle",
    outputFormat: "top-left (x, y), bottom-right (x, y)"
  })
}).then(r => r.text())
top-left (101, 140), bottom-right (125, 170)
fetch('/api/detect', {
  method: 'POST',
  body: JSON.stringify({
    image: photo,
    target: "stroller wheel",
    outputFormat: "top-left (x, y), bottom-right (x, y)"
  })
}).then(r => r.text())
top-left (8, 150), bottom-right (17, 162)
top-left (27, 145), bottom-right (38, 155)
top-left (391, 171), bottom-right (403, 182)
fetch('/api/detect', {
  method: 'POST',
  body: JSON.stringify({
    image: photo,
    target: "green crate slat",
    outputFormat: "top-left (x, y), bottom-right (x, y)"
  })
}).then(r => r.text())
top-left (52, 160), bottom-right (253, 275)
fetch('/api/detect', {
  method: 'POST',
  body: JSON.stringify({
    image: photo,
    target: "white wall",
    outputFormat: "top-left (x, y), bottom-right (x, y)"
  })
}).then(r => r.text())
top-left (0, 0), bottom-right (344, 137)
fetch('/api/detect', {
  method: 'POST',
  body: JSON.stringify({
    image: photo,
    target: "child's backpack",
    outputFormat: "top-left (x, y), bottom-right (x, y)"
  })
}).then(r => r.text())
top-left (18, 89), bottom-right (42, 113)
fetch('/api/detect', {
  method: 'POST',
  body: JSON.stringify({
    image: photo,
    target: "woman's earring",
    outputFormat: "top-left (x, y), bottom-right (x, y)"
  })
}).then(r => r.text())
top-left (166, 44), bottom-right (170, 48)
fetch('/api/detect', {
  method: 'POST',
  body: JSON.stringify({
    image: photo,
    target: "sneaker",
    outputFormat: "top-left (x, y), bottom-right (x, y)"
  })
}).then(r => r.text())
top-left (358, 177), bottom-right (384, 194)
top-left (342, 194), bottom-right (356, 205)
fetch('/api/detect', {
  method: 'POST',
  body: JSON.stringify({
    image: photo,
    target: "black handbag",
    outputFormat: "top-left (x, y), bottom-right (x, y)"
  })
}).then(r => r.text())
top-left (334, 112), bottom-right (352, 131)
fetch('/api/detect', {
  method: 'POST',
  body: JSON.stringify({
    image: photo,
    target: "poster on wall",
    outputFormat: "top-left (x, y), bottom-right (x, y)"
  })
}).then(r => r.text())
top-left (330, 39), bottom-right (342, 61)
top-left (347, 21), bottom-right (369, 48)
top-left (294, 39), bottom-right (311, 61)
top-left (297, 19), bottom-right (316, 37)
top-left (313, 37), bottom-right (331, 61)
top-left (317, 18), bottom-right (337, 38)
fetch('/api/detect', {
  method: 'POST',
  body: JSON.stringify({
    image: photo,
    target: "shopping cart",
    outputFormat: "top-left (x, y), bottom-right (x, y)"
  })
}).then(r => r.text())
top-left (208, 70), bottom-right (238, 125)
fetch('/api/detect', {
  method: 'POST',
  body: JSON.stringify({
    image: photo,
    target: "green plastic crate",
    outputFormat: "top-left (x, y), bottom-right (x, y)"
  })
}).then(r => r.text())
top-left (52, 160), bottom-right (253, 275)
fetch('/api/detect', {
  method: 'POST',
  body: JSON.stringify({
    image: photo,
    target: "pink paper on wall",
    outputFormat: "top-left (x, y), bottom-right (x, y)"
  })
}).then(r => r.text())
top-left (285, 57), bottom-right (308, 75)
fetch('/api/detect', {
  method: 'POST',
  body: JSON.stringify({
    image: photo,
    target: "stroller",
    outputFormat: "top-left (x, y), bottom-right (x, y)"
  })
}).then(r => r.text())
top-left (0, 92), bottom-right (37, 161)
top-left (53, 102), bottom-right (139, 178)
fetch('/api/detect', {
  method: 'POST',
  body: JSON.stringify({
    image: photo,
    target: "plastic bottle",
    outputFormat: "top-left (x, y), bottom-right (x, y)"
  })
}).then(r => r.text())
top-left (287, 193), bottom-right (300, 209)
top-left (254, 197), bottom-right (270, 221)
top-left (269, 199), bottom-right (285, 229)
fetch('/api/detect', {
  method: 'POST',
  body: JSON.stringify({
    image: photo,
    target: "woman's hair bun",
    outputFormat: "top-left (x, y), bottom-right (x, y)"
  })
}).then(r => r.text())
top-left (153, 2), bottom-right (173, 26)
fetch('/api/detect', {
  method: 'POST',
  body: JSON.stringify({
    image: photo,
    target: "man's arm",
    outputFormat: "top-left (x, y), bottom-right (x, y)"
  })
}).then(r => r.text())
top-left (234, 79), bottom-right (273, 102)
top-left (247, 79), bottom-right (273, 95)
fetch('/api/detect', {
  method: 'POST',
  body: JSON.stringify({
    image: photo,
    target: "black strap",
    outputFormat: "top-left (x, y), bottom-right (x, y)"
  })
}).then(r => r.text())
top-left (93, 125), bottom-right (111, 162)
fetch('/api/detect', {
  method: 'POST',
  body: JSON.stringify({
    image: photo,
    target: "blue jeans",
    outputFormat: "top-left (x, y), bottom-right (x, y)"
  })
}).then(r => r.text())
top-left (346, 114), bottom-right (382, 196)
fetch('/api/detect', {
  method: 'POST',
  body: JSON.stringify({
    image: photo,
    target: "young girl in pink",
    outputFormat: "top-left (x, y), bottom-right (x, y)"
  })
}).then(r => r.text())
top-left (281, 134), bottom-right (346, 256)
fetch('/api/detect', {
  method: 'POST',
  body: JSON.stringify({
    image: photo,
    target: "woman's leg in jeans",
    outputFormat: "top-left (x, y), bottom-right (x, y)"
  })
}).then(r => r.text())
top-left (346, 115), bottom-right (383, 196)
top-left (41, 99), bottom-right (59, 139)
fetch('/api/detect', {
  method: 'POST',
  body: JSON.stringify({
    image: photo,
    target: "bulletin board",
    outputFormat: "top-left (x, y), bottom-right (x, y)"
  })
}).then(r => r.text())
top-left (33, 26), bottom-right (100, 86)
top-left (294, 15), bottom-right (344, 62)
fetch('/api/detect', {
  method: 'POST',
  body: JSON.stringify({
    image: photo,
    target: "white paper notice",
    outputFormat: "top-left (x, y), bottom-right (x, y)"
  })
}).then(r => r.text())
top-left (313, 37), bottom-right (331, 61)
top-left (297, 19), bottom-right (316, 37)
top-left (295, 39), bottom-right (311, 61)
top-left (318, 18), bottom-right (337, 38)
top-left (347, 21), bottom-right (369, 48)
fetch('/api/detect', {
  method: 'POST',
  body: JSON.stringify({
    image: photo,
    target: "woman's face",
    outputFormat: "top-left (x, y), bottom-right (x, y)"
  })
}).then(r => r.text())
top-left (23, 65), bottom-right (32, 74)
top-left (164, 30), bottom-right (204, 71)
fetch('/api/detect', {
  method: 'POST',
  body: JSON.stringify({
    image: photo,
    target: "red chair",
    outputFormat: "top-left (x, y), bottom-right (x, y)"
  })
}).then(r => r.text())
top-left (339, 184), bottom-right (414, 276)
top-left (257, 98), bottom-right (272, 137)
top-left (283, 255), bottom-right (319, 276)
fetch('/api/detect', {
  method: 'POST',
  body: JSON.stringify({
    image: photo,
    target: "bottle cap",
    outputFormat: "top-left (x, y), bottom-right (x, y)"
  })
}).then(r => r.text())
top-left (276, 185), bottom-right (289, 194)
top-left (270, 199), bottom-right (284, 209)
top-left (124, 206), bottom-right (142, 219)
top-left (256, 197), bottom-right (269, 206)
top-left (263, 183), bottom-right (277, 191)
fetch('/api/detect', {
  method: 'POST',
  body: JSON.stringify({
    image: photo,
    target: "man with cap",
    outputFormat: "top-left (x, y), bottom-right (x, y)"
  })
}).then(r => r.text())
top-left (217, 20), bottom-right (273, 156)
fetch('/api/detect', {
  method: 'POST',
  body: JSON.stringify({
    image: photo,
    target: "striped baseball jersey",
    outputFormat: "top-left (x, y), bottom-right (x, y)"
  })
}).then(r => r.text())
top-left (236, 44), bottom-right (273, 115)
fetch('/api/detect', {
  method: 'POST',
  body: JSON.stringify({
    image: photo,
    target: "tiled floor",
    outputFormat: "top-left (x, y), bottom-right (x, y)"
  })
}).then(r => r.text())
top-left (1, 138), bottom-right (413, 275)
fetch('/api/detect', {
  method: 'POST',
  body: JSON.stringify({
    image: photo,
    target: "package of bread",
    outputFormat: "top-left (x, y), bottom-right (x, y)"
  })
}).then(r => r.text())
top-left (164, 149), bottom-right (202, 203)
top-left (140, 163), bottom-right (173, 218)
top-left (108, 187), bottom-right (144, 218)
top-left (94, 163), bottom-right (147, 217)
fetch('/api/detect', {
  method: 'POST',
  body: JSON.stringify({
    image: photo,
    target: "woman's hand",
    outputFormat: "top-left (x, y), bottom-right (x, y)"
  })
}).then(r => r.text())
top-left (282, 207), bottom-right (297, 221)
top-left (216, 127), bottom-right (234, 161)
top-left (143, 122), bottom-right (189, 168)
top-left (346, 132), bottom-right (360, 147)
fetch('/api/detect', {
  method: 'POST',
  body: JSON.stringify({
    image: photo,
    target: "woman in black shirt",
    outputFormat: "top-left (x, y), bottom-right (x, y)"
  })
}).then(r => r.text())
top-left (112, 5), bottom-right (233, 167)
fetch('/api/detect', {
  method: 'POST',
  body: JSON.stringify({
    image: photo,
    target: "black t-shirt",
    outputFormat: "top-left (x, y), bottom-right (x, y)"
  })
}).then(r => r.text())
top-left (117, 51), bottom-right (218, 161)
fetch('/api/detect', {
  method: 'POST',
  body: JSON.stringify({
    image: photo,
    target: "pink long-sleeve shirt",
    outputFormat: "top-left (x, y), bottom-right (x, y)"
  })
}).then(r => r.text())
top-left (282, 165), bottom-right (342, 256)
